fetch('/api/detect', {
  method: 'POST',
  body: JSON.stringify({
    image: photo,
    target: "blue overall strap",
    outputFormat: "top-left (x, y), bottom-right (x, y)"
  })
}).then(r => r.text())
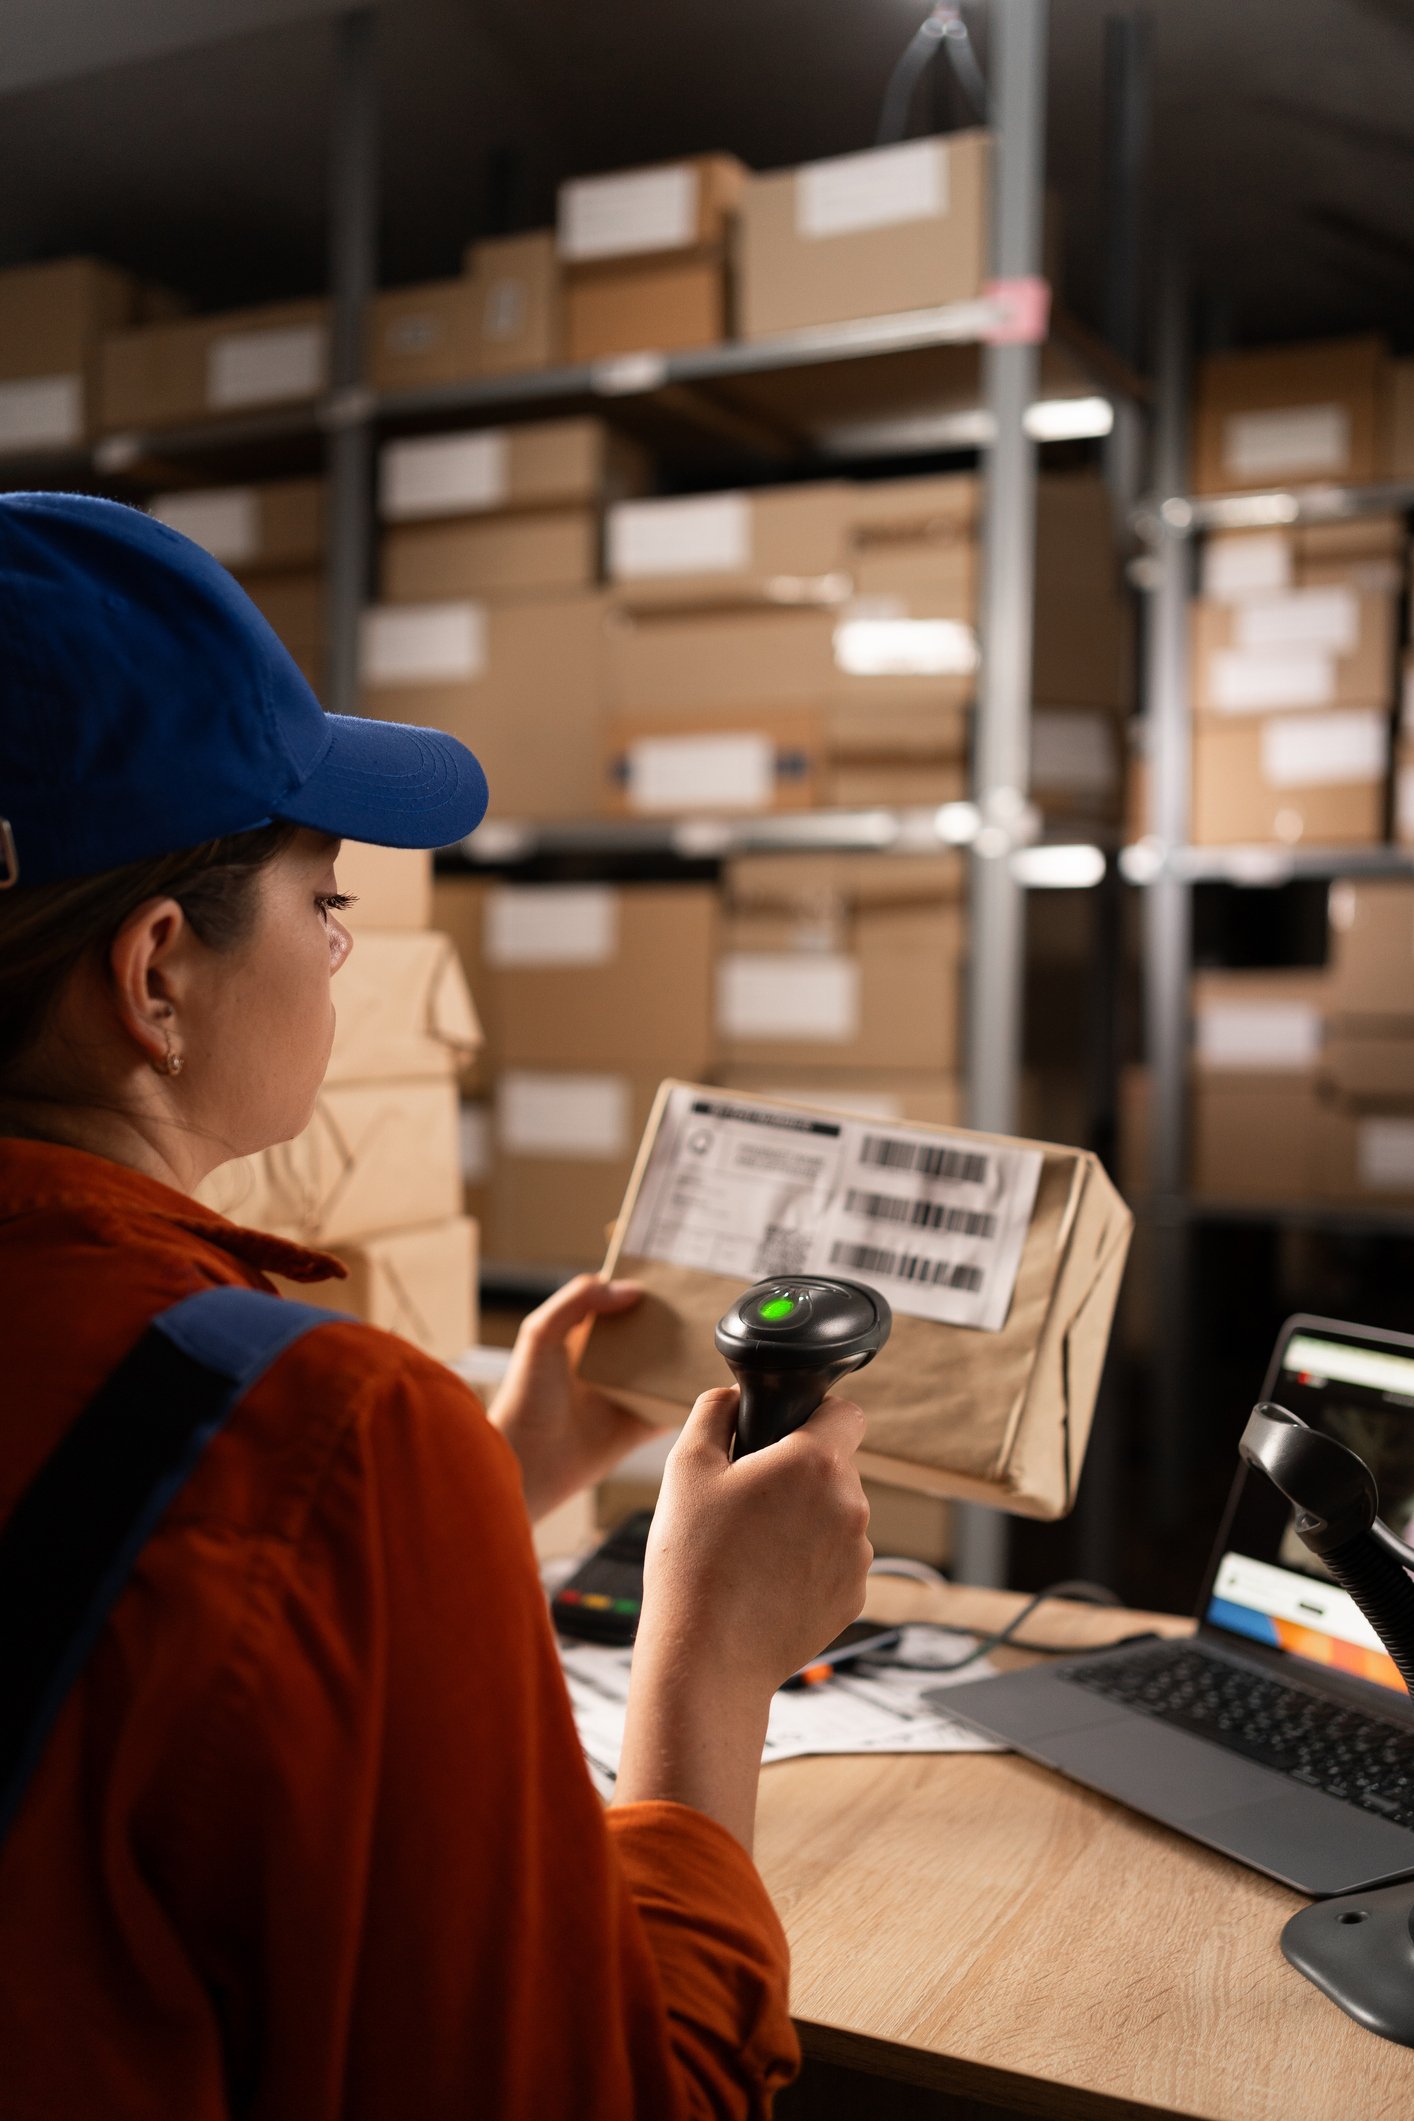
top-left (0, 1284), bottom-right (337, 1846)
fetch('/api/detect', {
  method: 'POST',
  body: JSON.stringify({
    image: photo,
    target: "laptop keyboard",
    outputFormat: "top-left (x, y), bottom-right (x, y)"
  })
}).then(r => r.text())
top-left (1066, 1641), bottom-right (1414, 1829)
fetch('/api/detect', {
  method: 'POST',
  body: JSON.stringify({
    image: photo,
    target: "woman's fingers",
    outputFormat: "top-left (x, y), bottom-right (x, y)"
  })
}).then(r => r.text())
top-left (519, 1273), bottom-right (643, 1349)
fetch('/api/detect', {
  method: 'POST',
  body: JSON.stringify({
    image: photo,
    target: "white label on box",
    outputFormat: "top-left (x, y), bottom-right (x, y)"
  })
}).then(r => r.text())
top-left (1233, 586), bottom-right (1360, 656)
top-left (627, 734), bottom-right (776, 813)
top-left (1222, 403), bottom-right (1350, 483)
top-left (498, 1072), bottom-right (630, 1160)
top-left (833, 615), bottom-right (978, 677)
top-left (482, 274), bottom-right (527, 342)
top-left (1209, 649), bottom-right (1336, 713)
top-left (1030, 711), bottom-right (1116, 796)
top-left (1358, 1118), bottom-right (1414, 1192)
top-left (718, 954), bottom-right (860, 1044)
top-left (0, 373), bottom-right (83, 449)
top-left (459, 1103), bottom-right (491, 1184)
top-left (608, 492), bottom-right (751, 579)
top-left (797, 139), bottom-right (946, 239)
top-left (152, 487), bottom-right (260, 565)
top-left (360, 602), bottom-right (487, 686)
top-left (1200, 532), bottom-right (1293, 602)
top-left (1196, 1002), bottom-right (1322, 1071)
top-left (486, 885), bottom-right (618, 967)
top-left (207, 324), bottom-right (327, 409)
top-left (558, 164), bottom-right (698, 261)
top-left (1261, 709), bottom-right (1387, 789)
top-left (380, 431), bottom-right (510, 521)
top-left (621, 1084), bottom-right (1043, 1333)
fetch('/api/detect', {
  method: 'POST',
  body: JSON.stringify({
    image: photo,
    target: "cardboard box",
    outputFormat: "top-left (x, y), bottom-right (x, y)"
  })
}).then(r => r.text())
top-left (581, 1080), bottom-right (1132, 1519)
top-left (0, 256), bottom-right (165, 450)
top-left (487, 1068), bottom-right (664, 1266)
top-left (738, 134), bottom-right (989, 340)
top-left (607, 483), bottom-right (852, 608)
top-left (458, 1096), bottom-right (492, 1228)
top-left (564, 253), bottom-right (727, 363)
top-left (606, 602), bottom-right (836, 713)
top-left (466, 231), bottom-right (561, 375)
top-left (1320, 1030), bottom-right (1414, 1106)
top-left (360, 591), bottom-right (607, 820)
top-left (1327, 879), bottom-right (1414, 1020)
top-left (326, 931), bottom-right (481, 1083)
top-left (1314, 1097), bottom-right (1414, 1206)
top-left (430, 874), bottom-right (497, 1074)
top-left (482, 881), bottom-right (717, 1069)
top-left (197, 1077), bottom-right (462, 1245)
top-left (1190, 1070), bottom-right (1322, 1202)
top-left (236, 569), bottom-right (327, 693)
top-left (151, 478), bottom-right (325, 573)
top-left (267, 1215), bottom-right (478, 1362)
top-left (557, 156), bottom-right (747, 263)
top-left (1200, 518), bottom-right (1408, 602)
top-left (1191, 589), bottom-right (1397, 717)
top-left (334, 841), bottom-right (433, 930)
top-left (821, 757), bottom-right (970, 810)
top-left (1191, 714), bottom-right (1389, 846)
top-left (714, 1068), bottom-right (965, 1129)
top-left (1033, 474), bottom-right (1134, 712)
top-left (379, 416), bottom-right (646, 523)
top-left (716, 852), bottom-right (965, 1073)
top-left (1384, 357), bottom-right (1414, 480)
top-left (1396, 739), bottom-right (1414, 851)
top-left (368, 278), bottom-right (479, 393)
top-left (1192, 335), bottom-right (1387, 496)
top-left (602, 709), bottom-right (824, 817)
top-left (1191, 967), bottom-right (1331, 1074)
top-left (382, 509), bottom-right (599, 599)
top-left (843, 472), bottom-right (981, 546)
top-left (98, 297), bottom-right (330, 432)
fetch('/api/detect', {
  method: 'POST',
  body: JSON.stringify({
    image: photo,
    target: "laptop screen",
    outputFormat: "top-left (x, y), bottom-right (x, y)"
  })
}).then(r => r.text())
top-left (1203, 1321), bottom-right (1414, 1698)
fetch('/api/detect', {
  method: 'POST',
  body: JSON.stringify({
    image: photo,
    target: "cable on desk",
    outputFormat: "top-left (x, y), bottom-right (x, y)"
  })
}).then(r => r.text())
top-left (856, 1577), bottom-right (1157, 1673)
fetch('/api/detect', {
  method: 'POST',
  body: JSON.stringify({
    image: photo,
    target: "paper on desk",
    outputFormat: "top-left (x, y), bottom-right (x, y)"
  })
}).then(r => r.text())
top-left (555, 1626), bottom-right (1007, 1798)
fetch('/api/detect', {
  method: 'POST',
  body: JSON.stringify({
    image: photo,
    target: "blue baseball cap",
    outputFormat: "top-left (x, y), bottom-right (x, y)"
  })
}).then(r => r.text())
top-left (0, 490), bottom-right (489, 889)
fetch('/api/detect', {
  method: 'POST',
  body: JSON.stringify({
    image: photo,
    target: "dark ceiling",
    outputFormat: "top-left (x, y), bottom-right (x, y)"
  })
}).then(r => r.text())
top-left (1, 0), bottom-right (1413, 364)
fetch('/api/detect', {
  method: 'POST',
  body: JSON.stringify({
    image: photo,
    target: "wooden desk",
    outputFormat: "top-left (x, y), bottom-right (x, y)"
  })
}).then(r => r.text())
top-left (756, 1582), bottom-right (1414, 2121)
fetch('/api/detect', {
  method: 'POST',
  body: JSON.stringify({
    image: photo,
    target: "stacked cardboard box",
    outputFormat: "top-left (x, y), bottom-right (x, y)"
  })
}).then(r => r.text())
top-left (737, 135), bottom-right (989, 340)
top-left (370, 236), bottom-right (563, 391)
top-left (711, 852), bottom-right (965, 1123)
top-left (557, 156), bottom-right (747, 363)
top-left (197, 843), bottom-right (481, 1360)
top-left (1192, 336), bottom-right (1389, 495)
top-left (430, 874), bottom-right (717, 1267)
top-left (1189, 516), bottom-right (1404, 845)
top-left (0, 256), bottom-right (182, 453)
top-left (601, 472), bottom-right (978, 816)
top-left (99, 297), bottom-right (329, 432)
top-left (1319, 880), bottom-right (1414, 1204)
top-left (151, 477), bottom-right (329, 697)
top-left (1031, 472), bottom-right (1134, 828)
top-left (359, 417), bottom-right (648, 820)
top-left (1189, 967), bottom-right (1331, 1201)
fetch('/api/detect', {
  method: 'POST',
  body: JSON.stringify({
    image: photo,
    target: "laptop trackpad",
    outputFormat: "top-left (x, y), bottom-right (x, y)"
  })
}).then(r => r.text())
top-left (1043, 1716), bottom-right (1279, 1822)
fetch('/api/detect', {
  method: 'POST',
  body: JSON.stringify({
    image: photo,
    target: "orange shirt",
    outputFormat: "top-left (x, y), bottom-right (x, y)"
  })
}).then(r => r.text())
top-left (0, 1141), bottom-right (799, 2118)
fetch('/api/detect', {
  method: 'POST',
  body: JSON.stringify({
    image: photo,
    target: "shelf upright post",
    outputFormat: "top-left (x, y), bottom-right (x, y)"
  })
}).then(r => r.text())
top-left (957, 0), bottom-right (1048, 1589)
top-left (1143, 248), bottom-right (1195, 1525)
top-left (325, 8), bottom-right (378, 720)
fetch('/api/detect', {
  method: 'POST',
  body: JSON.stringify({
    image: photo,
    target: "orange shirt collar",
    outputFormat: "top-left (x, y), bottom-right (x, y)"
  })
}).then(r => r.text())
top-left (0, 1136), bottom-right (347, 1284)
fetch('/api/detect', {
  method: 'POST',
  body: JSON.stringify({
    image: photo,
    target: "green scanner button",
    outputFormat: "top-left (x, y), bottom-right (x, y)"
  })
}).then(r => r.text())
top-left (759, 1296), bottom-right (796, 1320)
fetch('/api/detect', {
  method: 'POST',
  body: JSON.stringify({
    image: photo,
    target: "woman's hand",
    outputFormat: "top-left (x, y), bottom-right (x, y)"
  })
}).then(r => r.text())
top-left (489, 1275), bottom-right (667, 1522)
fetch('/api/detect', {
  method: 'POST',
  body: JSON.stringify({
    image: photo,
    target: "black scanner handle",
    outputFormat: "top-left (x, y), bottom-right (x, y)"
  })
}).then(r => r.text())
top-left (715, 1277), bottom-right (892, 1458)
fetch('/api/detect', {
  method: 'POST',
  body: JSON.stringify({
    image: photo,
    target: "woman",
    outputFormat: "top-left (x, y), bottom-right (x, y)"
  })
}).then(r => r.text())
top-left (0, 493), bottom-right (873, 2118)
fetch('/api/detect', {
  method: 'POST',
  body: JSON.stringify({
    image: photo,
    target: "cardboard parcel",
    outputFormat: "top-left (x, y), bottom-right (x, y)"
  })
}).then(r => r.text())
top-left (581, 1081), bottom-right (1132, 1519)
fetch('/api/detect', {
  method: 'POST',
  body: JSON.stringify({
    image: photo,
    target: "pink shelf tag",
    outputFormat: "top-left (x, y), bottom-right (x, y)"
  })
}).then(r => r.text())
top-left (983, 276), bottom-right (1052, 345)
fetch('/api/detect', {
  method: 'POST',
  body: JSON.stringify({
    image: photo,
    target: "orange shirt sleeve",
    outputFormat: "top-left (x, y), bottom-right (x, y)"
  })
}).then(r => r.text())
top-left (152, 1336), bottom-right (800, 2121)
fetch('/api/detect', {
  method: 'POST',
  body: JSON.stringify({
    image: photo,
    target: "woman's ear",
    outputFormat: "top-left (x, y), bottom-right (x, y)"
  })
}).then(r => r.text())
top-left (106, 897), bottom-right (188, 1070)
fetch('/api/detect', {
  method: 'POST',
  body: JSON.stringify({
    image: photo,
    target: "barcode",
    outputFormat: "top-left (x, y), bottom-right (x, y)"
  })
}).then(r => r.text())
top-left (844, 1189), bottom-right (997, 1241)
top-left (859, 1137), bottom-right (989, 1185)
top-left (830, 1240), bottom-right (984, 1293)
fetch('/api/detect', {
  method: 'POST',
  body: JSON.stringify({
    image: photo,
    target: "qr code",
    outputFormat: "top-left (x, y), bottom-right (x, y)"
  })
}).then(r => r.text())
top-left (757, 1224), bottom-right (812, 1275)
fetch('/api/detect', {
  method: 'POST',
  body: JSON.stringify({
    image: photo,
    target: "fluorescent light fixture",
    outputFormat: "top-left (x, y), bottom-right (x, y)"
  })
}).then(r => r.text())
top-left (834, 617), bottom-right (979, 676)
top-left (1011, 843), bottom-right (1107, 888)
top-left (1023, 395), bottom-right (1115, 442)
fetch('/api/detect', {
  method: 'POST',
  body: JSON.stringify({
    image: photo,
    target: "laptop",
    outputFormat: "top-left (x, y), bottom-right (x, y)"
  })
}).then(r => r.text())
top-left (942, 1314), bottom-right (1414, 1894)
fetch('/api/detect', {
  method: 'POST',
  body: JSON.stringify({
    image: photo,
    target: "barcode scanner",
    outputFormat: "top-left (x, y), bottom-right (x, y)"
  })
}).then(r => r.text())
top-left (715, 1277), bottom-right (892, 1458)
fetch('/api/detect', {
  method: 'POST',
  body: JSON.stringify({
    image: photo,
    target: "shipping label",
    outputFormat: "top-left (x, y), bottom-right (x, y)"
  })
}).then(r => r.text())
top-left (621, 1086), bottom-right (1041, 1332)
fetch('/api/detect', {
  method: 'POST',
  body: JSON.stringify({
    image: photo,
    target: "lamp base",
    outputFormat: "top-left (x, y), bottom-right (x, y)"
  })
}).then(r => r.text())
top-left (1282, 1881), bottom-right (1414, 2047)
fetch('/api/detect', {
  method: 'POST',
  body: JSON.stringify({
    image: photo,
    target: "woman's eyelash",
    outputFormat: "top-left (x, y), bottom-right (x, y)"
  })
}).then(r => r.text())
top-left (317, 891), bottom-right (357, 915)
